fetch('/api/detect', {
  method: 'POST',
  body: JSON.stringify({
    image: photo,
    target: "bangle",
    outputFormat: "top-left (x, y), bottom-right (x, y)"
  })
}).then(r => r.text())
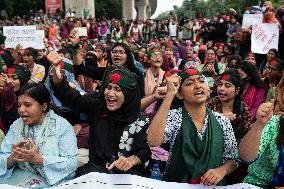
top-left (133, 155), bottom-right (141, 165)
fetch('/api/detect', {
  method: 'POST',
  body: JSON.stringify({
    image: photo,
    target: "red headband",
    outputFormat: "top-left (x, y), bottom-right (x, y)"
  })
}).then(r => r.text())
top-left (221, 74), bottom-right (231, 81)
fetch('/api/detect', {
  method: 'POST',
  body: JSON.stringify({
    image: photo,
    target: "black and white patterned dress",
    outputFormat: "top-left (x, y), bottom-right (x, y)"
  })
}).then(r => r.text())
top-left (163, 108), bottom-right (237, 164)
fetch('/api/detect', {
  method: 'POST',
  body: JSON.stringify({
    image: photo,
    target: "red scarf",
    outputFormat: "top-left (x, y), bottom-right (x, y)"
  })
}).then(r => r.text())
top-left (243, 84), bottom-right (256, 109)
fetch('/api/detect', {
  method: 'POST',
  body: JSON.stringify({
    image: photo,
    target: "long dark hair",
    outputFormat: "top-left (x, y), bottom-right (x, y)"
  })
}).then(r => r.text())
top-left (236, 61), bottom-right (267, 89)
top-left (268, 48), bottom-right (279, 59)
top-left (219, 69), bottom-right (243, 116)
top-left (111, 42), bottom-right (138, 73)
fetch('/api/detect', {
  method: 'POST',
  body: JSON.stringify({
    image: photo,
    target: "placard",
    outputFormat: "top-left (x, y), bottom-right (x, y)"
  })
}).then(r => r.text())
top-left (75, 27), bottom-right (88, 37)
top-left (3, 26), bottom-right (37, 49)
top-left (242, 14), bottom-right (263, 28)
top-left (251, 23), bottom-right (279, 54)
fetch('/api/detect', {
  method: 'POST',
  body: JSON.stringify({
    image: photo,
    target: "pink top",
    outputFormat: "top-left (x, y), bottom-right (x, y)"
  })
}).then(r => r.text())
top-left (242, 84), bottom-right (267, 122)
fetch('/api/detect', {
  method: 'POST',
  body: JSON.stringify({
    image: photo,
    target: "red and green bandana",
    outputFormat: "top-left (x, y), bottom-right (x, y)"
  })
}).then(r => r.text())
top-left (95, 45), bottom-right (106, 52)
top-left (103, 67), bottom-right (137, 91)
top-left (7, 66), bottom-right (29, 84)
top-left (164, 69), bottom-right (182, 77)
top-left (59, 61), bottom-right (73, 73)
top-left (165, 43), bottom-right (173, 50)
top-left (178, 68), bottom-right (203, 85)
top-left (147, 47), bottom-right (161, 58)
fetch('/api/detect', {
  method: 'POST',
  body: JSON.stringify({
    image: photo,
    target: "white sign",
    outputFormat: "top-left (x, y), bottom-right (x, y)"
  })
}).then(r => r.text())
top-left (242, 14), bottom-right (263, 28)
top-left (251, 23), bottom-right (279, 54)
top-left (49, 172), bottom-right (261, 189)
top-left (75, 27), bottom-right (88, 37)
top-left (3, 26), bottom-right (37, 49)
top-left (34, 30), bottom-right (45, 49)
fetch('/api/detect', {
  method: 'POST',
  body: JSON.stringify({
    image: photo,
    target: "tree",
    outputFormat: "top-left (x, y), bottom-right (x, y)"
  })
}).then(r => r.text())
top-left (156, 0), bottom-right (284, 20)
top-left (95, 0), bottom-right (122, 19)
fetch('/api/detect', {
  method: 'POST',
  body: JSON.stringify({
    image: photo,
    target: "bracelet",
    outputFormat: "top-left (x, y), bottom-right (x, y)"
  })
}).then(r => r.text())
top-left (133, 155), bottom-right (141, 165)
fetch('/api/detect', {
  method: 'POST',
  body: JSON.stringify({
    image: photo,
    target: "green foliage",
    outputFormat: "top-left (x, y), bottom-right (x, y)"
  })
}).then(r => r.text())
top-left (156, 0), bottom-right (284, 19)
top-left (95, 0), bottom-right (122, 19)
top-left (0, 0), bottom-right (45, 16)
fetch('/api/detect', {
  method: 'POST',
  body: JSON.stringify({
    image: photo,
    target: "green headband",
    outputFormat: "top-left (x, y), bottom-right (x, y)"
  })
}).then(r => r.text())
top-left (103, 68), bottom-right (137, 92)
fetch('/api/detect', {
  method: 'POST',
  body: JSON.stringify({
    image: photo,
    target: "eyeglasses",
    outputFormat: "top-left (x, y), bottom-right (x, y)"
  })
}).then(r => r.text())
top-left (112, 50), bottom-right (126, 55)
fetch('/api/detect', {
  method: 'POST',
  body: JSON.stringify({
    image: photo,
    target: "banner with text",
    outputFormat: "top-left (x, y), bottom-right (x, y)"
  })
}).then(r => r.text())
top-left (251, 23), bottom-right (279, 54)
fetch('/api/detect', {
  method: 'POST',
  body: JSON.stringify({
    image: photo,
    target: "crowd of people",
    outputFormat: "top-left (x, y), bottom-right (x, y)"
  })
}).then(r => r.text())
top-left (0, 1), bottom-right (284, 188)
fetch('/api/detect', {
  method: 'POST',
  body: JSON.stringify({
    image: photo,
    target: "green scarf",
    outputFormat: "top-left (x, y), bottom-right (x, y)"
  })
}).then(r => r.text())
top-left (163, 108), bottom-right (225, 184)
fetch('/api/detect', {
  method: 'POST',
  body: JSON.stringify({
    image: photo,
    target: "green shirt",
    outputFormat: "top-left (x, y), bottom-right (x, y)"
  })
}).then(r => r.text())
top-left (266, 87), bottom-right (276, 102)
top-left (244, 115), bottom-right (280, 187)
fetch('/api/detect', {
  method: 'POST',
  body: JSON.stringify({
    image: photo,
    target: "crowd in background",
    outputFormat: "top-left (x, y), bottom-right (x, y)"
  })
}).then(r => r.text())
top-left (0, 1), bottom-right (284, 188)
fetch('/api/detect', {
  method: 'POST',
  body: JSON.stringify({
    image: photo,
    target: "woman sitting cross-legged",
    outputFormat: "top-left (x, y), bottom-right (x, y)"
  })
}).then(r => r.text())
top-left (0, 83), bottom-right (78, 188)
top-left (147, 68), bottom-right (238, 185)
top-left (49, 51), bottom-right (151, 177)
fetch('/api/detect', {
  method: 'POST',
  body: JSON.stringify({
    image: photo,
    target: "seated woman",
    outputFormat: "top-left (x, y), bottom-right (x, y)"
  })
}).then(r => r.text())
top-left (49, 52), bottom-right (151, 177)
top-left (235, 61), bottom-right (267, 122)
top-left (207, 69), bottom-right (251, 143)
top-left (238, 101), bottom-right (284, 188)
top-left (147, 68), bottom-right (238, 185)
top-left (0, 83), bottom-right (78, 188)
top-left (263, 59), bottom-right (284, 102)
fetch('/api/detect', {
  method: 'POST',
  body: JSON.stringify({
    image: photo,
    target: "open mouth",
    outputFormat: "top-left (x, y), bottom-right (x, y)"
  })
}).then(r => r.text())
top-left (194, 90), bottom-right (204, 97)
top-left (114, 57), bottom-right (121, 62)
top-left (20, 115), bottom-right (30, 122)
top-left (218, 93), bottom-right (227, 98)
top-left (107, 97), bottom-right (118, 106)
